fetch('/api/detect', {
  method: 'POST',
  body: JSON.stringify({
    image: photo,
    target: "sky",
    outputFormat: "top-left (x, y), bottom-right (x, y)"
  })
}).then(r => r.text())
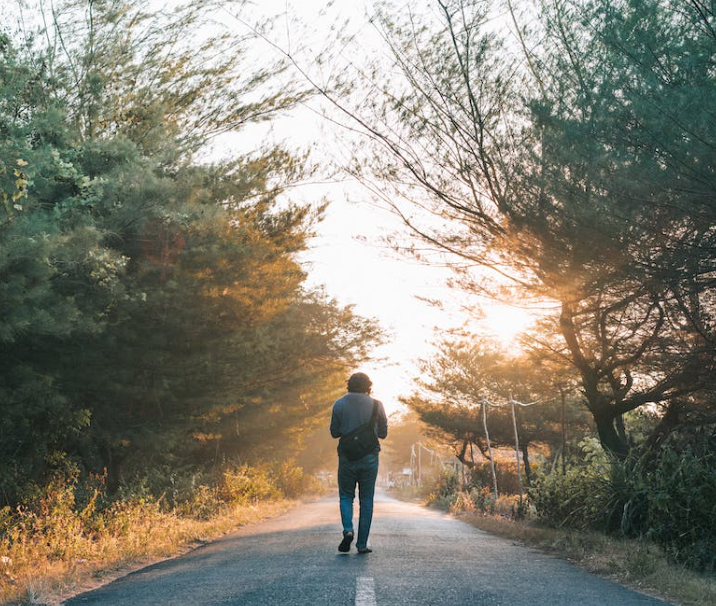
top-left (209, 0), bottom-right (537, 414)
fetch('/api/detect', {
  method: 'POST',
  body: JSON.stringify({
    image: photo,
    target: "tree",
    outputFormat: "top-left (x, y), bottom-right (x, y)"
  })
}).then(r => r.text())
top-left (402, 338), bottom-right (590, 485)
top-left (307, 0), bottom-right (716, 457)
top-left (0, 31), bottom-right (108, 502)
top-left (16, 0), bottom-right (307, 155)
top-left (0, 1), bottom-right (382, 503)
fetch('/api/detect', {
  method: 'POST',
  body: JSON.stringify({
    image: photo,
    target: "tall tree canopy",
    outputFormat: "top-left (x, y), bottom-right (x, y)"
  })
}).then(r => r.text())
top-left (0, 1), bottom-right (381, 504)
top-left (318, 0), bottom-right (716, 457)
top-left (403, 338), bottom-right (589, 481)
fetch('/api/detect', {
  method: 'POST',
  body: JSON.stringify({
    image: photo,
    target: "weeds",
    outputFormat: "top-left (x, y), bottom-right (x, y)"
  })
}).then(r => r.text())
top-left (458, 514), bottom-right (716, 606)
top-left (402, 443), bottom-right (716, 606)
top-left (0, 460), bottom-right (322, 605)
top-left (424, 468), bottom-right (521, 518)
top-left (530, 439), bottom-right (716, 572)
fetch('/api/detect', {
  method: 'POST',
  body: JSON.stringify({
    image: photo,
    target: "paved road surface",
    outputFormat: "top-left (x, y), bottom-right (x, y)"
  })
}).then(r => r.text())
top-left (64, 491), bottom-right (670, 605)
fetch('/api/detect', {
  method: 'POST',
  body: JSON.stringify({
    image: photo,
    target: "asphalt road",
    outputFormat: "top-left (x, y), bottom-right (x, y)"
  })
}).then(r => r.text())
top-left (64, 491), bottom-right (671, 605)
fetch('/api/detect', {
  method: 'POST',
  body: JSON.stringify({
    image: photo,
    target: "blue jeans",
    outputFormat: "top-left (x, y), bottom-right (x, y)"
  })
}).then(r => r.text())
top-left (338, 452), bottom-right (379, 549)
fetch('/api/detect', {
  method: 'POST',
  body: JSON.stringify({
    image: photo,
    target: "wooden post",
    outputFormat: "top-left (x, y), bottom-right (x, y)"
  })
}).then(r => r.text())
top-left (418, 441), bottom-right (422, 487)
top-left (482, 401), bottom-right (499, 500)
top-left (560, 386), bottom-right (567, 476)
top-left (509, 394), bottom-right (524, 506)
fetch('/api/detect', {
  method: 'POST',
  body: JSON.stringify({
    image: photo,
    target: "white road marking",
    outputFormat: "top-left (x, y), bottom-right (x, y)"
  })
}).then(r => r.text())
top-left (355, 576), bottom-right (376, 606)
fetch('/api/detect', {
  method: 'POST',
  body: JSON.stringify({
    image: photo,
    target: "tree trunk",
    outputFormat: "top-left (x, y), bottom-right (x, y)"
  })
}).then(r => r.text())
top-left (520, 442), bottom-right (532, 487)
top-left (456, 438), bottom-right (476, 468)
top-left (594, 410), bottom-right (629, 459)
top-left (640, 400), bottom-right (682, 470)
top-left (615, 413), bottom-right (627, 444)
top-left (104, 444), bottom-right (125, 494)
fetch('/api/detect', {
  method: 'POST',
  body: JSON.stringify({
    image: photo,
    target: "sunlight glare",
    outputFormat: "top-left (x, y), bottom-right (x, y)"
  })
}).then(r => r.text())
top-left (481, 304), bottom-right (534, 351)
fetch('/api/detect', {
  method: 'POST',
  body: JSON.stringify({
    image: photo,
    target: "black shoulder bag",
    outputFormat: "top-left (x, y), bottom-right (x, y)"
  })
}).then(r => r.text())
top-left (339, 400), bottom-right (379, 461)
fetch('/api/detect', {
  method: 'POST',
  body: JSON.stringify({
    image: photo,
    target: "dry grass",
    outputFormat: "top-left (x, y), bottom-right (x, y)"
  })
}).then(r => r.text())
top-left (456, 512), bottom-right (716, 606)
top-left (0, 498), bottom-right (293, 606)
top-left (0, 461), bottom-right (329, 605)
top-left (390, 475), bottom-right (716, 606)
top-left (0, 463), bottom-right (328, 606)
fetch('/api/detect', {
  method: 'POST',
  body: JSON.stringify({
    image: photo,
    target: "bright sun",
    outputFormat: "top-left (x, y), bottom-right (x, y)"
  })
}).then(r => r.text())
top-left (480, 304), bottom-right (534, 351)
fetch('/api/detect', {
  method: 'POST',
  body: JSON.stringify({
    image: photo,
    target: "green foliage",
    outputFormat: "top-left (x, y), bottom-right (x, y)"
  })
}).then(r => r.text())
top-left (218, 466), bottom-right (280, 505)
top-left (646, 443), bottom-right (716, 571)
top-left (0, 2), bottom-right (381, 505)
top-left (353, 0), bottom-right (716, 459)
top-left (529, 439), bottom-right (636, 532)
top-left (530, 437), bottom-right (716, 572)
top-left (270, 459), bottom-right (323, 499)
top-left (426, 467), bottom-right (461, 507)
top-left (403, 338), bottom-right (590, 476)
top-left (424, 467), bottom-right (526, 518)
top-left (177, 484), bottom-right (224, 520)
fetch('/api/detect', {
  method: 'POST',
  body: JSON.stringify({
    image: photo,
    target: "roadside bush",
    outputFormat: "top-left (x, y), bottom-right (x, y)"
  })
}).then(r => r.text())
top-left (176, 485), bottom-right (224, 520)
top-left (426, 468), bottom-right (461, 509)
top-left (646, 445), bottom-right (716, 571)
top-left (425, 468), bottom-right (526, 517)
top-left (530, 437), bottom-right (716, 572)
top-left (0, 459), bottom-right (326, 603)
top-left (448, 490), bottom-right (476, 514)
top-left (469, 486), bottom-right (494, 512)
top-left (467, 461), bottom-right (521, 496)
top-left (217, 465), bottom-right (281, 505)
top-left (530, 438), bottom-right (647, 534)
top-left (270, 460), bottom-right (324, 499)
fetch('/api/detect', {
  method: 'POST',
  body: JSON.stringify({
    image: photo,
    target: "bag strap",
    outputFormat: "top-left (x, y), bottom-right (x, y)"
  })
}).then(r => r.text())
top-left (369, 399), bottom-right (379, 424)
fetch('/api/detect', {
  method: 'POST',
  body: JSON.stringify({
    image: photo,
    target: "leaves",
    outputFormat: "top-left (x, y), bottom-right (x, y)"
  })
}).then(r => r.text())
top-left (341, 0), bottom-right (716, 457)
top-left (0, 3), bottom-right (379, 505)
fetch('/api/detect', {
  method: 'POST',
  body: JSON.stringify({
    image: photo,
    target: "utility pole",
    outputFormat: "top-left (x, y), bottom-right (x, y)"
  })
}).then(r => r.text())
top-left (481, 400), bottom-right (499, 500)
top-left (508, 393), bottom-right (523, 507)
top-left (559, 385), bottom-right (567, 476)
top-left (418, 441), bottom-right (422, 486)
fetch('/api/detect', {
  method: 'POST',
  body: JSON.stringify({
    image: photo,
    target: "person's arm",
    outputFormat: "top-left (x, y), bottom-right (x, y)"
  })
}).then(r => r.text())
top-left (330, 403), bottom-right (342, 438)
top-left (376, 400), bottom-right (388, 439)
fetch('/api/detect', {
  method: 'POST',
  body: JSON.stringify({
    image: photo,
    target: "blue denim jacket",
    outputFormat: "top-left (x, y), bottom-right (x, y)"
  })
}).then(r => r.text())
top-left (330, 392), bottom-right (388, 449)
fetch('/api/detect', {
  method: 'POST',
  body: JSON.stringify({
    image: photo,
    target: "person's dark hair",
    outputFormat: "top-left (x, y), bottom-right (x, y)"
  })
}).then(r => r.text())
top-left (347, 372), bottom-right (372, 394)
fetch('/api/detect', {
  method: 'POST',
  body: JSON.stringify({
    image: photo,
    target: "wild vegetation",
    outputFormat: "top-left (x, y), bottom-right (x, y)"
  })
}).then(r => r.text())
top-left (3, 0), bottom-right (716, 600)
top-left (335, 0), bottom-right (716, 460)
top-left (0, 460), bottom-right (322, 604)
top-left (0, 1), bottom-right (378, 600)
top-left (0, 0), bottom-right (379, 504)
top-left (305, 0), bottom-right (716, 579)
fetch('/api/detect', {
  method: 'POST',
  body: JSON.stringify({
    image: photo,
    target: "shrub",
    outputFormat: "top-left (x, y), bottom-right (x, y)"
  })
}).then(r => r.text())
top-left (217, 465), bottom-right (281, 505)
top-left (426, 468), bottom-right (461, 509)
top-left (177, 485), bottom-right (224, 520)
top-left (469, 486), bottom-right (494, 512)
top-left (449, 490), bottom-right (476, 514)
top-left (646, 445), bottom-right (716, 571)
top-left (270, 460), bottom-right (323, 499)
top-left (530, 437), bottom-right (716, 572)
top-left (529, 438), bottom-right (646, 533)
top-left (0, 461), bottom-right (305, 604)
top-left (425, 468), bottom-right (528, 517)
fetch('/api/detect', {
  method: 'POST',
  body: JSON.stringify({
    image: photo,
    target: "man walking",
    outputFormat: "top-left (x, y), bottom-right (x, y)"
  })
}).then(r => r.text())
top-left (330, 372), bottom-right (388, 554)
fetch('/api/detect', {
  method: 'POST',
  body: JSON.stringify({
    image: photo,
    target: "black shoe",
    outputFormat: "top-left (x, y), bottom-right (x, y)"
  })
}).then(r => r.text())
top-left (338, 531), bottom-right (354, 553)
top-left (357, 547), bottom-right (372, 554)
